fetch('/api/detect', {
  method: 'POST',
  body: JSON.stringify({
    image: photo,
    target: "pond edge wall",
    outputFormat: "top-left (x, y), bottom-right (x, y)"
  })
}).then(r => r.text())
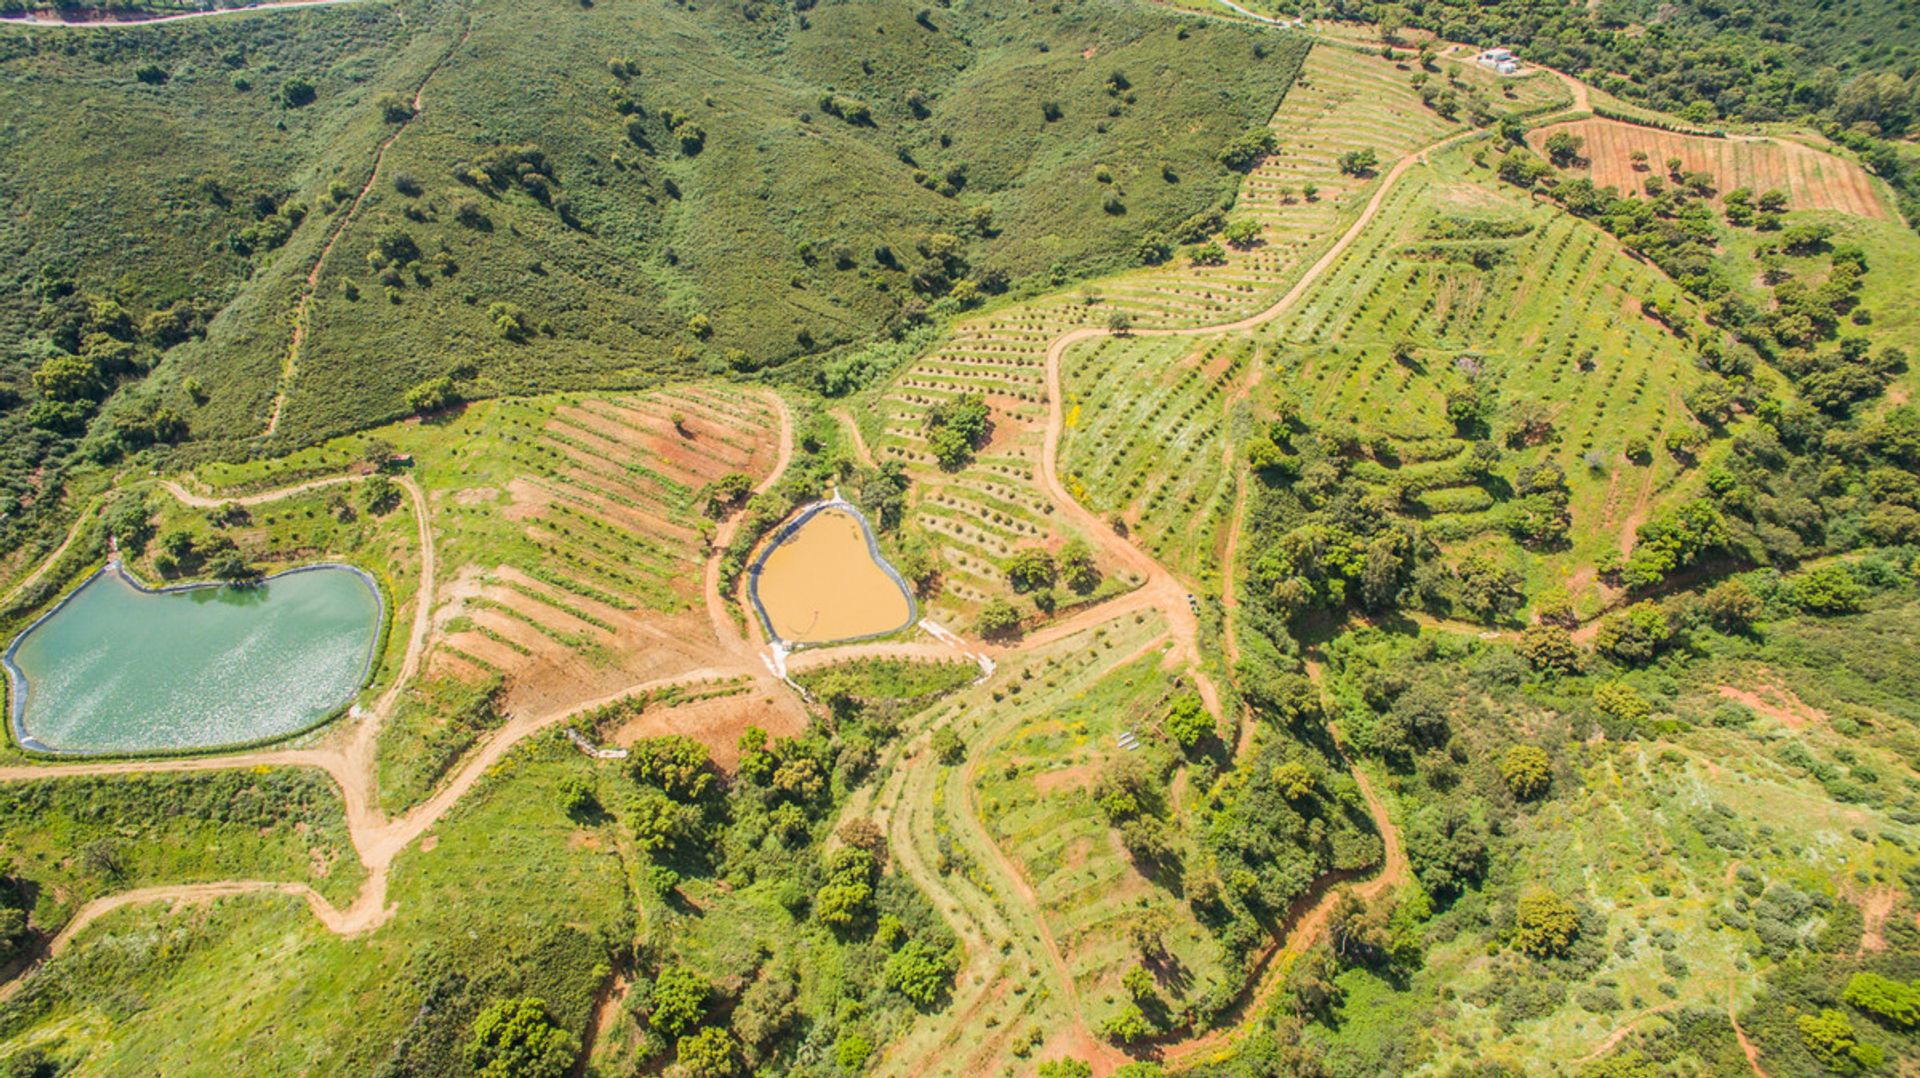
top-left (3, 559), bottom-right (386, 757)
top-left (746, 497), bottom-right (918, 650)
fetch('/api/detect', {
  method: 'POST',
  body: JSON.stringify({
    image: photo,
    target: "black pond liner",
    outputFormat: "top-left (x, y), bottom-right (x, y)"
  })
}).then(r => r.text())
top-left (746, 498), bottom-right (918, 651)
top-left (3, 559), bottom-right (385, 757)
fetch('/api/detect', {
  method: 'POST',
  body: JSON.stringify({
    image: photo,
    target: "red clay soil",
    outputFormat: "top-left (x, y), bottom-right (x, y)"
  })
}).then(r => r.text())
top-left (1529, 118), bottom-right (1889, 219)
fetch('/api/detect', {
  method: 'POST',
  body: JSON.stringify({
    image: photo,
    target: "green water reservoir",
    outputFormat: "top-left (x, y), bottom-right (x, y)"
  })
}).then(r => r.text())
top-left (4, 565), bottom-right (382, 755)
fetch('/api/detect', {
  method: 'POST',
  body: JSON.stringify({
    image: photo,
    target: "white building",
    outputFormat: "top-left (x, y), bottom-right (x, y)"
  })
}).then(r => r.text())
top-left (1474, 47), bottom-right (1520, 75)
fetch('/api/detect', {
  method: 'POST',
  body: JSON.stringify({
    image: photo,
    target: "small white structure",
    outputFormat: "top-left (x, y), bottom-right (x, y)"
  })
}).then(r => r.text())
top-left (1474, 47), bottom-right (1521, 75)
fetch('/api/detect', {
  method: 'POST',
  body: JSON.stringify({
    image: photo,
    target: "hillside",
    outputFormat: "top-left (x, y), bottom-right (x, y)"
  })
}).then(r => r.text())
top-left (0, 0), bottom-right (1305, 536)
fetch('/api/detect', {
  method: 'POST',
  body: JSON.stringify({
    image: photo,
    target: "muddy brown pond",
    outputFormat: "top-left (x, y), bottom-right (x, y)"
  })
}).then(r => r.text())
top-left (750, 505), bottom-right (914, 646)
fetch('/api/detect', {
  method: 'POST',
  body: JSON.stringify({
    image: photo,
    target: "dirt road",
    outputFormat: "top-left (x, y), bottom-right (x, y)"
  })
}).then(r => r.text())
top-left (0, 497), bottom-right (99, 610)
top-left (1155, 658), bottom-right (1407, 1066)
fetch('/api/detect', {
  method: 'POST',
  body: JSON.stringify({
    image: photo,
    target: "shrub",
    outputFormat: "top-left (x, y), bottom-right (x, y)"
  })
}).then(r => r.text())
top-left (1337, 147), bottom-right (1379, 176)
top-left (1005, 548), bottom-right (1057, 592)
top-left (815, 846), bottom-right (878, 929)
top-left (1272, 760), bottom-right (1316, 800)
top-left (1594, 602), bottom-right (1669, 664)
top-left (1164, 693), bottom-right (1214, 752)
top-left (648, 964), bottom-right (711, 1039)
top-left (1217, 127), bottom-right (1277, 171)
top-left (931, 726), bottom-right (965, 765)
top-left (557, 776), bottom-right (599, 820)
top-left (378, 91), bottom-right (415, 123)
top-left (676, 1026), bottom-right (739, 1078)
top-left (1098, 1002), bottom-right (1156, 1043)
top-left (1787, 564), bottom-right (1868, 614)
top-left (1701, 578), bottom-right (1760, 631)
top-left (1512, 888), bottom-right (1580, 958)
top-left (1455, 555), bottom-right (1525, 622)
top-left (405, 375), bottom-right (459, 415)
top-left (1187, 241), bottom-right (1226, 266)
top-left (489, 302), bottom-right (532, 341)
top-left (884, 937), bottom-right (957, 1006)
top-left (1059, 539), bottom-right (1100, 594)
top-left (975, 599), bottom-right (1022, 638)
top-left (1222, 218), bottom-right (1261, 248)
top-left (1499, 745), bottom-right (1551, 800)
top-left (925, 393), bottom-right (990, 470)
top-left (281, 77), bottom-right (317, 108)
top-left (1518, 625), bottom-right (1581, 674)
top-left (1798, 1009), bottom-right (1883, 1073)
top-left (465, 997), bottom-right (579, 1078)
top-left (836, 1033), bottom-right (872, 1071)
top-left (362, 473), bottom-right (401, 515)
top-left (1592, 682), bottom-right (1651, 726)
top-left (1842, 971), bottom-right (1920, 1029)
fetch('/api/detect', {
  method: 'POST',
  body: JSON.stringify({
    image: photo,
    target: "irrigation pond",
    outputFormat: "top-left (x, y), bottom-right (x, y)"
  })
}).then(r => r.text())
top-left (4, 564), bottom-right (382, 755)
top-left (750, 503), bottom-right (914, 646)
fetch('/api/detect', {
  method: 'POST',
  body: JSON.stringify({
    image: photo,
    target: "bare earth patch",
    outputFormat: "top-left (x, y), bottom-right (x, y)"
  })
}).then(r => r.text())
top-left (1716, 675), bottom-right (1827, 730)
top-left (1850, 884), bottom-right (1900, 953)
top-left (1031, 762), bottom-right (1098, 796)
top-left (1529, 118), bottom-right (1889, 219)
top-left (608, 692), bottom-right (805, 770)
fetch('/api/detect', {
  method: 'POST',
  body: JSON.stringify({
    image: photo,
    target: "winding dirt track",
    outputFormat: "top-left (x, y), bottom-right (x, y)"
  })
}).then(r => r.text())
top-left (876, 110), bottom-right (1477, 1074)
top-left (159, 474), bottom-right (357, 508)
top-left (0, 497), bottom-right (99, 610)
top-left (1033, 123), bottom-right (1486, 735)
top-left (834, 409), bottom-right (876, 469)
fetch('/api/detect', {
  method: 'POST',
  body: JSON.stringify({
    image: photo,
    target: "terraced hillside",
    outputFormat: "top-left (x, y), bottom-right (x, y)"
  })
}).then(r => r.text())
top-left (861, 300), bottom-right (1121, 627)
top-left (1256, 149), bottom-right (1713, 584)
top-left (429, 387), bottom-right (781, 697)
top-left (860, 42), bottom-right (1572, 631)
top-left (1059, 333), bottom-right (1251, 587)
top-left (1093, 43), bottom-right (1472, 327)
top-left (849, 612), bottom-right (1181, 1075)
top-left (184, 383), bottom-right (794, 811)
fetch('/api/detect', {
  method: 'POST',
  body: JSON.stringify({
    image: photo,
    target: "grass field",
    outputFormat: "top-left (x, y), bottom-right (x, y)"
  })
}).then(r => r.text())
top-left (0, 769), bottom-right (364, 934)
top-left (149, 0), bottom-right (1309, 449)
top-left (0, 736), bottom-right (629, 1074)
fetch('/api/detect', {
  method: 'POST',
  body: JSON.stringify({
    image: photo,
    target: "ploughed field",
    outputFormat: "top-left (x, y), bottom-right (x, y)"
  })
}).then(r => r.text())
top-left (1528, 117), bottom-right (1891, 219)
